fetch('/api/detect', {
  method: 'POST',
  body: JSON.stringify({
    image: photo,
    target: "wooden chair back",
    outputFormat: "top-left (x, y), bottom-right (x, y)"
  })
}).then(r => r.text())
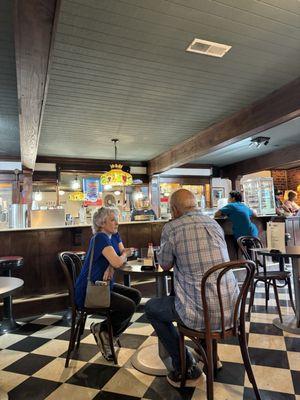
top-left (58, 252), bottom-right (83, 312)
top-left (201, 260), bottom-right (255, 339)
top-left (237, 236), bottom-right (263, 261)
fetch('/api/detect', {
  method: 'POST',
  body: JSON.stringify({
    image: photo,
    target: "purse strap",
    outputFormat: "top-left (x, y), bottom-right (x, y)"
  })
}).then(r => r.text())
top-left (87, 235), bottom-right (96, 283)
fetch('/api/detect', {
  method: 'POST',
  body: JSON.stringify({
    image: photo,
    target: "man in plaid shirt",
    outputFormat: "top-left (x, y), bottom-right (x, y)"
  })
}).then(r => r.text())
top-left (145, 189), bottom-right (239, 387)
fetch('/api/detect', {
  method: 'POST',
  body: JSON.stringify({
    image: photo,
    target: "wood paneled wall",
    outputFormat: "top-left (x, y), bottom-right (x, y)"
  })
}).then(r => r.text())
top-left (0, 223), bottom-right (165, 297)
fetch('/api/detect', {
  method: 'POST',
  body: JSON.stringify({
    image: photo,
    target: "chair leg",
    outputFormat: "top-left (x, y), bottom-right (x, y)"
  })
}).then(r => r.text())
top-left (272, 279), bottom-right (283, 323)
top-left (238, 330), bottom-right (261, 400)
top-left (286, 277), bottom-right (296, 314)
top-left (76, 312), bottom-right (87, 349)
top-left (65, 313), bottom-right (81, 368)
top-left (117, 339), bottom-right (121, 348)
top-left (265, 280), bottom-right (272, 311)
top-left (179, 331), bottom-right (186, 388)
top-left (65, 325), bottom-right (75, 367)
top-left (248, 279), bottom-right (257, 318)
top-left (205, 338), bottom-right (214, 400)
top-left (212, 339), bottom-right (218, 374)
top-left (107, 314), bottom-right (117, 365)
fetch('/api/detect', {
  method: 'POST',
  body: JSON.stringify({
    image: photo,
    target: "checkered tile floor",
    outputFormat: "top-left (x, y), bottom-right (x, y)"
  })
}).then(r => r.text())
top-left (0, 284), bottom-right (299, 400)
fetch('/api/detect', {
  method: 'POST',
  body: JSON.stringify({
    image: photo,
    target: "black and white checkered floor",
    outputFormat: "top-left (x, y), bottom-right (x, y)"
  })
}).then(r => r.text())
top-left (0, 284), bottom-right (299, 400)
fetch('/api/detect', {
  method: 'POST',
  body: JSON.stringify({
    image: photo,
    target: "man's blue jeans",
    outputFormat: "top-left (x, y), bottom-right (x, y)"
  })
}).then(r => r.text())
top-left (145, 296), bottom-right (193, 372)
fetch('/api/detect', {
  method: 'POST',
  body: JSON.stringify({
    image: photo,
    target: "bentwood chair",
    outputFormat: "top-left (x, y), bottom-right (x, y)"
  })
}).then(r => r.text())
top-left (58, 252), bottom-right (119, 367)
top-left (178, 260), bottom-right (262, 400)
top-left (237, 236), bottom-right (295, 321)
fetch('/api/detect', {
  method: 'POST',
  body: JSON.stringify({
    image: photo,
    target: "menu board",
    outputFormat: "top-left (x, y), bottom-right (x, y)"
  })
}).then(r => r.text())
top-left (267, 221), bottom-right (286, 252)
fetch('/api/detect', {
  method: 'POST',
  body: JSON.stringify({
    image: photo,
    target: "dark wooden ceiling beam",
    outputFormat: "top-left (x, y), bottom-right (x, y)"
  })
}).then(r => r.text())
top-left (221, 144), bottom-right (300, 180)
top-left (14, 0), bottom-right (61, 170)
top-left (36, 155), bottom-right (147, 168)
top-left (148, 77), bottom-right (300, 175)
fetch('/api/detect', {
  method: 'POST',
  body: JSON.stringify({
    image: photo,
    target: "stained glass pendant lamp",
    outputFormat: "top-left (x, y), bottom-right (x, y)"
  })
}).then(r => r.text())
top-left (101, 139), bottom-right (133, 186)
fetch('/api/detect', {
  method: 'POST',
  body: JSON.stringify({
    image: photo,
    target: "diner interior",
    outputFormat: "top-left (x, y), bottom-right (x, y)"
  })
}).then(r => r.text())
top-left (0, 0), bottom-right (300, 399)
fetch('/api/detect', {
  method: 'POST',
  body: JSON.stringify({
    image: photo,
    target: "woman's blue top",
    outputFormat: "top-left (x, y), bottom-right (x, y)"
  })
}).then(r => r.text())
top-left (75, 232), bottom-right (122, 309)
top-left (220, 202), bottom-right (259, 240)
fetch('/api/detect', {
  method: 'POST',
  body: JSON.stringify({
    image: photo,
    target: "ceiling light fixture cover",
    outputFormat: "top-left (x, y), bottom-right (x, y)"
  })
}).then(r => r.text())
top-left (101, 139), bottom-right (133, 186)
top-left (249, 136), bottom-right (270, 148)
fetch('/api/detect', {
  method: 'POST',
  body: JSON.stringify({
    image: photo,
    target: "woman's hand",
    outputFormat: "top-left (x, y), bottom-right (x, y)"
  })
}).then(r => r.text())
top-left (103, 265), bottom-right (115, 281)
top-left (123, 247), bottom-right (134, 257)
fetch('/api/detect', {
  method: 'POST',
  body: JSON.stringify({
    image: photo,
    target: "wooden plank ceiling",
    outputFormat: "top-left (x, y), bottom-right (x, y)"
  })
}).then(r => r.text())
top-left (37, 0), bottom-right (300, 163)
top-left (0, 0), bottom-right (20, 158)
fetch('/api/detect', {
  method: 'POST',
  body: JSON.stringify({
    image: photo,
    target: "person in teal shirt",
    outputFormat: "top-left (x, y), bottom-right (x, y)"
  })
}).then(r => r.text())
top-left (215, 191), bottom-right (258, 240)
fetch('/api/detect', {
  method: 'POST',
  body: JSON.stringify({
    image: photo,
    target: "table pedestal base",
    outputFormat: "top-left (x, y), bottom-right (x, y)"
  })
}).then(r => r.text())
top-left (273, 315), bottom-right (300, 335)
top-left (0, 318), bottom-right (21, 334)
top-left (131, 344), bottom-right (169, 376)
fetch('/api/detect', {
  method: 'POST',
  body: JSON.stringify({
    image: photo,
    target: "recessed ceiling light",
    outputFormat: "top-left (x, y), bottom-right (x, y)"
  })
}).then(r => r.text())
top-left (186, 38), bottom-right (232, 58)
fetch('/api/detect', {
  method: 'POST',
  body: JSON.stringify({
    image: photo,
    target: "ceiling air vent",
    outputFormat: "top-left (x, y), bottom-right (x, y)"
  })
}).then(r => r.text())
top-left (186, 38), bottom-right (232, 58)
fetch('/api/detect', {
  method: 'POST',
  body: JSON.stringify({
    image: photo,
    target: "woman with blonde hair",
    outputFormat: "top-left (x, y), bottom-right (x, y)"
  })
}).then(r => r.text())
top-left (75, 207), bottom-right (141, 360)
top-left (284, 191), bottom-right (300, 215)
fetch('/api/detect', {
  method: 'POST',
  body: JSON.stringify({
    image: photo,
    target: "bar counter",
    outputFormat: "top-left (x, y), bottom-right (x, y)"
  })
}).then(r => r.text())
top-left (0, 216), bottom-right (283, 317)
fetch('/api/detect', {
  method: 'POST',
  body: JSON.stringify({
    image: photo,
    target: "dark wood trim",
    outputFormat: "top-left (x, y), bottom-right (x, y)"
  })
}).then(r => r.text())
top-left (14, 0), bottom-right (61, 170)
top-left (148, 78), bottom-right (300, 175)
top-left (33, 171), bottom-right (58, 182)
top-left (0, 156), bottom-right (21, 162)
top-left (0, 173), bottom-right (16, 182)
top-left (221, 144), bottom-right (300, 180)
top-left (179, 163), bottom-right (213, 169)
top-left (159, 176), bottom-right (210, 185)
top-left (37, 156), bottom-right (147, 168)
top-left (274, 161), bottom-right (300, 170)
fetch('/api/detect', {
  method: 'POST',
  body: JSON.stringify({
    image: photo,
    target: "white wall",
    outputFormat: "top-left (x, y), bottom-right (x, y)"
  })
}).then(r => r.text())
top-left (211, 178), bottom-right (232, 198)
top-left (242, 170), bottom-right (271, 181)
top-left (34, 192), bottom-right (81, 217)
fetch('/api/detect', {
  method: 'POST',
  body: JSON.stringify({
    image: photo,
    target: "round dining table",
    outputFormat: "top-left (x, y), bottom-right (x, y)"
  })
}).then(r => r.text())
top-left (0, 277), bottom-right (24, 400)
top-left (118, 260), bottom-right (173, 376)
top-left (253, 247), bottom-right (300, 334)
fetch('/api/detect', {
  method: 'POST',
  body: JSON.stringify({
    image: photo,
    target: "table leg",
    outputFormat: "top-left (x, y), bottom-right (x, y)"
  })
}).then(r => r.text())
top-left (123, 274), bottom-right (131, 287)
top-left (131, 274), bottom-right (172, 376)
top-left (0, 295), bottom-right (20, 333)
top-left (273, 256), bottom-right (300, 334)
top-left (155, 275), bottom-right (168, 297)
top-left (0, 270), bottom-right (21, 334)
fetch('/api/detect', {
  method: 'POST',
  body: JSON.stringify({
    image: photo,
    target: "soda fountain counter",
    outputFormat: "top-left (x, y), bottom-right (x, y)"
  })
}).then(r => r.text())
top-left (1, 215), bottom-right (298, 319)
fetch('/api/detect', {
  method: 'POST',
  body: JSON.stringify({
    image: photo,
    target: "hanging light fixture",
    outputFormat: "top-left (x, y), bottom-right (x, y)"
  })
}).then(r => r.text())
top-left (101, 139), bottom-right (133, 186)
top-left (34, 189), bottom-right (42, 202)
top-left (71, 175), bottom-right (81, 190)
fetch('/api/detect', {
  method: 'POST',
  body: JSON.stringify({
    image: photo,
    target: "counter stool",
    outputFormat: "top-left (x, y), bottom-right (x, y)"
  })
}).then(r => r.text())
top-left (0, 256), bottom-right (24, 333)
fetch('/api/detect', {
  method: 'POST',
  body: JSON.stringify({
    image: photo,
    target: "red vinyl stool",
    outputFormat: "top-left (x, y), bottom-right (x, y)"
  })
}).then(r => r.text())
top-left (0, 256), bottom-right (24, 333)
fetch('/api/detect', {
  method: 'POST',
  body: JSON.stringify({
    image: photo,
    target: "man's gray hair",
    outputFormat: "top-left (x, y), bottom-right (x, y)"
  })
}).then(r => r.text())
top-left (92, 206), bottom-right (119, 234)
top-left (170, 189), bottom-right (197, 214)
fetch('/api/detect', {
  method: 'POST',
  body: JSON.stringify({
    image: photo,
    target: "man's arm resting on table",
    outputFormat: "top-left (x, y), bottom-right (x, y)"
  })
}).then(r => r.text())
top-left (214, 210), bottom-right (223, 218)
top-left (157, 237), bottom-right (174, 271)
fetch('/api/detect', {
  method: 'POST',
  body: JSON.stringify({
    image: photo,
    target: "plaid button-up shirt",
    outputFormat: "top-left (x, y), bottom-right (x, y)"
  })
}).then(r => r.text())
top-left (157, 211), bottom-right (239, 331)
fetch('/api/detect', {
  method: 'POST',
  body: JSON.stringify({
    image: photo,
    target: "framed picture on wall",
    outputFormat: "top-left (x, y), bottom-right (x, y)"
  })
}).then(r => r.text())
top-left (212, 187), bottom-right (225, 207)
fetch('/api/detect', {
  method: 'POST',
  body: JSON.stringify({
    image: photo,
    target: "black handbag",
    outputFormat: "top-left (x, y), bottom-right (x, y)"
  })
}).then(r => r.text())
top-left (84, 236), bottom-right (111, 308)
